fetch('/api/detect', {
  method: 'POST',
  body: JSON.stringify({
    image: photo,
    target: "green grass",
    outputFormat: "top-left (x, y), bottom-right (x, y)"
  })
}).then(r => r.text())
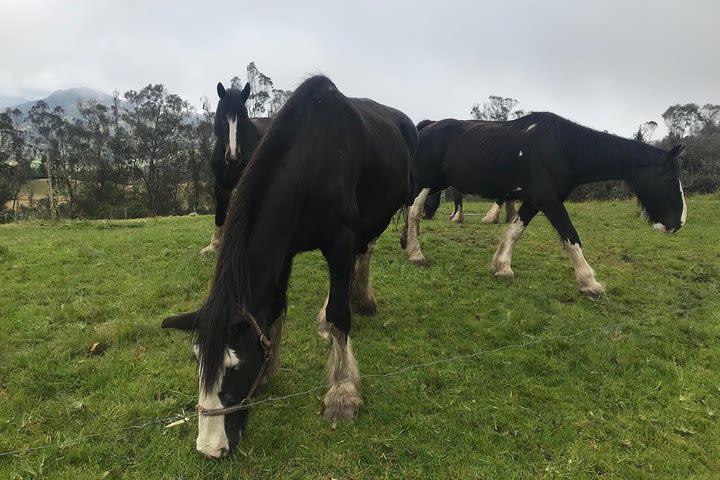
top-left (1, 195), bottom-right (719, 479)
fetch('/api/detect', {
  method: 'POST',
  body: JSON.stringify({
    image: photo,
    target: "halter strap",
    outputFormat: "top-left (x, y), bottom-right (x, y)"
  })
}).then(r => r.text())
top-left (196, 311), bottom-right (272, 417)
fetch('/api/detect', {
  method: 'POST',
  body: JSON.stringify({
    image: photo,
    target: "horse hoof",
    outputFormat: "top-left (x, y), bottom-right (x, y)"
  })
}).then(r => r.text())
top-left (317, 311), bottom-right (331, 339)
top-left (481, 215), bottom-right (499, 224)
top-left (451, 214), bottom-right (465, 224)
top-left (352, 300), bottom-right (377, 316)
top-left (409, 255), bottom-right (427, 267)
top-left (323, 386), bottom-right (363, 423)
top-left (494, 268), bottom-right (514, 279)
top-left (579, 281), bottom-right (605, 298)
top-left (200, 244), bottom-right (218, 255)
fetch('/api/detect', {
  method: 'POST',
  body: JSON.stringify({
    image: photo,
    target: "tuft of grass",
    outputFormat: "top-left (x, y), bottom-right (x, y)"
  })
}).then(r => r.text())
top-left (1, 195), bottom-right (719, 479)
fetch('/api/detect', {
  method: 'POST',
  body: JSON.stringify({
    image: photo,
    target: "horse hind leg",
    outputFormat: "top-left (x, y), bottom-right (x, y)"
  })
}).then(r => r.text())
top-left (504, 200), bottom-right (518, 223)
top-left (481, 201), bottom-right (502, 224)
top-left (350, 239), bottom-right (377, 316)
top-left (492, 201), bottom-right (538, 279)
top-left (450, 192), bottom-right (464, 223)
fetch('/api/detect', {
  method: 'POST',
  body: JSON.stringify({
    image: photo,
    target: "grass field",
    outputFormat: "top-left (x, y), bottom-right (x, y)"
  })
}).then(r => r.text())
top-left (1, 195), bottom-right (719, 479)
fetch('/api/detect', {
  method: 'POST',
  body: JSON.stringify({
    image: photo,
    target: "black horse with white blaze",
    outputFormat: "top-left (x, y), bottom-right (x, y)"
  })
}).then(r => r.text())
top-left (201, 82), bottom-right (272, 254)
top-left (163, 76), bottom-right (417, 458)
top-left (403, 112), bottom-right (687, 296)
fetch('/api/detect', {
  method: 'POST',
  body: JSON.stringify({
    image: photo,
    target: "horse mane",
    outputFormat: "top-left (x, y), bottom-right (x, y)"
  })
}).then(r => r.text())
top-left (196, 76), bottom-right (340, 392)
top-left (512, 112), bottom-right (669, 169)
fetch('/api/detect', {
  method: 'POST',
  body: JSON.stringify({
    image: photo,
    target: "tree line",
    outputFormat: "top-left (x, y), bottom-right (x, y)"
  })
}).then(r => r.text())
top-left (1, 77), bottom-right (718, 222)
top-left (0, 62), bottom-right (291, 222)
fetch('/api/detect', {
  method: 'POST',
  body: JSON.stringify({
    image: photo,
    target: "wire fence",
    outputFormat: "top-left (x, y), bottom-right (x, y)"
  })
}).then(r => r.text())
top-left (1, 302), bottom-right (715, 458)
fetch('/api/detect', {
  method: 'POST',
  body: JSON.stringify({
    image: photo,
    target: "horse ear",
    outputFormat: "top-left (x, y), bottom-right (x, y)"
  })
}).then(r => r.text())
top-left (217, 82), bottom-right (226, 99)
top-left (668, 144), bottom-right (686, 159)
top-left (240, 82), bottom-right (251, 103)
top-left (162, 311), bottom-right (198, 331)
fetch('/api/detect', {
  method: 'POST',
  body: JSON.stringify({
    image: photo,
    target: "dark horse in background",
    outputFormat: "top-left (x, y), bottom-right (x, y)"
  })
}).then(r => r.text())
top-left (416, 120), bottom-right (516, 224)
top-left (403, 112), bottom-right (687, 296)
top-left (201, 82), bottom-right (272, 254)
top-left (163, 76), bottom-right (417, 458)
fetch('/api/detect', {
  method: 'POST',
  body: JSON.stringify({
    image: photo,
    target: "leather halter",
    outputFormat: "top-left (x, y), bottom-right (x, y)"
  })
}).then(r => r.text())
top-left (196, 312), bottom-right (272, 417)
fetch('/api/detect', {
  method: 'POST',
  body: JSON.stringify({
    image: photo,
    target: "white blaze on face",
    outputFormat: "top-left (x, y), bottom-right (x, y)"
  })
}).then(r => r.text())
top-left (227, 115), bottom-right (238, 161)
top-left (195, 347), bottom-right (241, 458)
top-left (679, 180), bottom-right (687, 226)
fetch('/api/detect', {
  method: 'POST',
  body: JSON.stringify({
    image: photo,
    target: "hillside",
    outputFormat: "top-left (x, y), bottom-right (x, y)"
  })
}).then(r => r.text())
top-left (8, 87), bottom-right (115, 118)
top-left (0, 196), bottom-right (719, 478)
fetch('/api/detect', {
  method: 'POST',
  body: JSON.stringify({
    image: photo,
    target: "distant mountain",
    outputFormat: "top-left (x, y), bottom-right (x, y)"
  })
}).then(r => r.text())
top-left (0, 95), bottom-right (30, 110)
top-left (10, 87), bottom-right (116, 118)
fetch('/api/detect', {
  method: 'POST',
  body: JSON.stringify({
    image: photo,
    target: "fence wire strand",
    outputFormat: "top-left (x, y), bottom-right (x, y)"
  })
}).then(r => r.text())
top-left (1, 302), bottom-right (715, 458)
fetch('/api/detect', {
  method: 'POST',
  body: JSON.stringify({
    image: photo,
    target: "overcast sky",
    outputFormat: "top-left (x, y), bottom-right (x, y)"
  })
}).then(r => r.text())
top-left (1, 0), bottom-right (717, 138)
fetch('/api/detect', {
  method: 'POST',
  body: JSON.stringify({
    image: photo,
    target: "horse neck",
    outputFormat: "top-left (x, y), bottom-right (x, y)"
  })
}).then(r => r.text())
top-left (565, 130), bottom-right (661, 185)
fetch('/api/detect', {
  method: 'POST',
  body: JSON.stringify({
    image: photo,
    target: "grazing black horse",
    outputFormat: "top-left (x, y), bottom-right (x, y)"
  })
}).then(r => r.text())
top-left (201, 82), bottom-right (272, 254)
top-left (162, 76), bottom-right (417, 458)
top-left (403, 112), bottom-right (687, 296)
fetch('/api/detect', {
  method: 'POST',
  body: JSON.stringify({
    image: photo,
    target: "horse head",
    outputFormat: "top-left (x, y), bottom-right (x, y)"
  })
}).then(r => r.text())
top-left (631, 144), bottom-right (687, 234)
top-left (216, 81), bottom-right (252, 164)
top-left (162, 306), bottom-right (272, 458)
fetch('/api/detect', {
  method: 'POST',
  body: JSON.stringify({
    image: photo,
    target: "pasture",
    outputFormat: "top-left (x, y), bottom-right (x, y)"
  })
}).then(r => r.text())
top-left (1, 196), bottom-right (719, 479)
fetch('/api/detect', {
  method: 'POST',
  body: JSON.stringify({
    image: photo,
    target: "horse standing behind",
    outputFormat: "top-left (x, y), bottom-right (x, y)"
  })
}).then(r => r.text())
top-left (403, 113), bottom-right (686, 296)
top-left (201, 82), bottom-right (272, 254)
top-left (163, 76), bottom-right (417, 458)
top-left (416, 120), bottom-right (515, 224)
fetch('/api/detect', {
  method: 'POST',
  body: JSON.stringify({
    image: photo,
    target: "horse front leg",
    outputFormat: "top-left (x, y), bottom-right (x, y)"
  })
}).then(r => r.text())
top-left (541, 200), bottom-right (604, 297)
top-left (319, 227), bottom-right (363, 422)
top-left (201, 184), bottom-right (230, 255)
top-left (405, 188), bottom-right (430, 266)
top-left (492, 201), bottom-right (538, 278)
